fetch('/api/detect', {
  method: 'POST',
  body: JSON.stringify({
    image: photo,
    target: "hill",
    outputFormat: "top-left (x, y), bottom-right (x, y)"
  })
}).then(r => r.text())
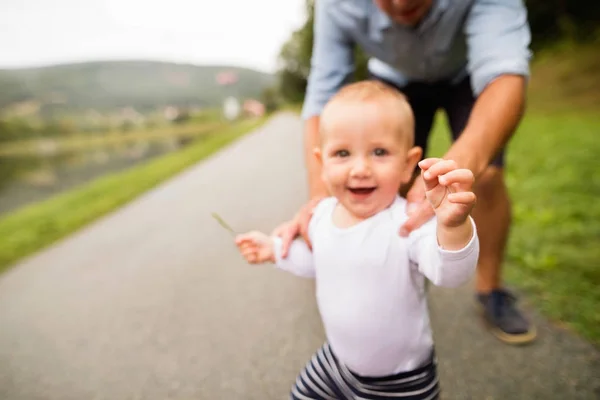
top-left (0, 61), bottom-right (274, 116)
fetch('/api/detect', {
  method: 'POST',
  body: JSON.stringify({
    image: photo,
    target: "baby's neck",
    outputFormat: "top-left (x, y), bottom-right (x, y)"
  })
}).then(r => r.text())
top-left (331, 205), bottom-right (368, 228)
top-left (331, 198), bottom-right (397, 229)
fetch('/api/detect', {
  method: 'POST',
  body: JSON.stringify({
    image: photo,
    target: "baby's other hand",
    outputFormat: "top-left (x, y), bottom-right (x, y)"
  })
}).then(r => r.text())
top-left (419, 158), bottom-right (476, 227)
top-left (235, 231), bottom-right (275, 264)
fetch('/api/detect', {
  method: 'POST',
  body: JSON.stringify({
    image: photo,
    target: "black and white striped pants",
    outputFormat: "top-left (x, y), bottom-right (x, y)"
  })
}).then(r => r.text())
top-left (290, 343), bottom-right (440, 400)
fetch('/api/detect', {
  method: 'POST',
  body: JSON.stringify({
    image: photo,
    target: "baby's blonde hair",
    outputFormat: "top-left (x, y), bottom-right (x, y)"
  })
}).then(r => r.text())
top-left (319, 80), bottom-right (415, 146)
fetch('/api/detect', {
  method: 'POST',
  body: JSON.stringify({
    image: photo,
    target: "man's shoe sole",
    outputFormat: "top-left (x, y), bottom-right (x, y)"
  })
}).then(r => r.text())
top-left (477, 304), bottom-right (538, 345)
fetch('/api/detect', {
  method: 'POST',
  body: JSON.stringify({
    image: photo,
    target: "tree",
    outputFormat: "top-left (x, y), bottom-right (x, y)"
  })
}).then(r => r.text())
top-left (276, 0), bottom-right (315, 103)
top-left (524, 0), bottom-right (600, 47)
top-left (261, 86), bottom-right (281, 112)
top-left (276, 0), bottom-right (369, 103)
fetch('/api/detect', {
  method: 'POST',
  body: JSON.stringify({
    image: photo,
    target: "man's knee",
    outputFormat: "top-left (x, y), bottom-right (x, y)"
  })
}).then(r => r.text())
top-left (475, 166), bottom-right (509, 201)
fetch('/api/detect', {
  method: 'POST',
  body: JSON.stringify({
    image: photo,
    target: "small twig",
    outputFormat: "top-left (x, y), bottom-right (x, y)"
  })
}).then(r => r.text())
top-left (211, 212), bottom-right (237, 236)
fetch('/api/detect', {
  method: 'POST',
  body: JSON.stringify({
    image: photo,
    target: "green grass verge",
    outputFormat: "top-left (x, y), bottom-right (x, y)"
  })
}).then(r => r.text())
top-left (0, 116), bottom-right (268, 274)
top-left (428, 110), bottom-right (600, 344)
top-left (527, 41), bottom-right (600, 113)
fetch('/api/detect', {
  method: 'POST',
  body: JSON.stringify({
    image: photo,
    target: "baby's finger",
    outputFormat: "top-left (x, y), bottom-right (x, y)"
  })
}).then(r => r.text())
top-left (242, 245), bottom-right (257, 256)
top-left (421, 159), bottom-right (453, 192)
top-left (438, 169), bottom-right (474, 188)
top-left (423, 159), bottom-right (458, 181)
top-left (235, 234), bottom-right (253, 245)
top-left (447, 191), bottom-right (477, 205)
top-left (242, 249), bottom-right (256, 258)
top-left (238, 242), bottom-right (255, 252)
top-left (421, 171), bottom-right (437, 192)
top-left (418, 158), bottom-right (443, 172)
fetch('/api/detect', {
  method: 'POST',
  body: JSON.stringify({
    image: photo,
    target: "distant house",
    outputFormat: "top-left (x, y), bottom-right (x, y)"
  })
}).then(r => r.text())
top-left (242, 99), bottom-right (265, 117)
top-left (216, 71), bottom-right (238, 86)
top-left (2, 100), bottom-right (41, 118)
top-left (120, 107), bottom-right (145, 126)
top-left (163, 106), bottom-right (180, 121)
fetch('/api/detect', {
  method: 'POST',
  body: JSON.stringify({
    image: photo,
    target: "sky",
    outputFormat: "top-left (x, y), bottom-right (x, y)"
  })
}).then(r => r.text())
top-left (0, 0), bottom-right (307, 73)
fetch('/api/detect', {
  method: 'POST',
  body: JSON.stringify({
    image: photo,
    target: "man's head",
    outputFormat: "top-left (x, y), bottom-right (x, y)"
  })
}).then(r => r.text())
top-left (315, 80), bottom-right (422, 219)
top-left (373, 0), bottom-right (433, 26)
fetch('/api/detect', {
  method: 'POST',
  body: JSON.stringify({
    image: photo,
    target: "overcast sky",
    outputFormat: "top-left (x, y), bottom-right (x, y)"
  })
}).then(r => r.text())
top-left (0, 0), bottom-right (307, 72)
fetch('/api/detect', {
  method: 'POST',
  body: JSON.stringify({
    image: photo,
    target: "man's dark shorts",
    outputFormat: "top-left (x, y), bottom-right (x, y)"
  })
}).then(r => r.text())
top-left (369, 74), bottom-right (505, 168)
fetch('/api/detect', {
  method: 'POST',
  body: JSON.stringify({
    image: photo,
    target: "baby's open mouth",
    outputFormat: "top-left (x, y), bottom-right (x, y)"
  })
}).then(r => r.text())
top-left (348, 187), bottom-right (376, 195)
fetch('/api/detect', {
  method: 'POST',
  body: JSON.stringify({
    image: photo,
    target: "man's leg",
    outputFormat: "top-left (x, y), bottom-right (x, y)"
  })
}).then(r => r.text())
top-left (398, 86), bottom-right (437, 198)
top-left (471, 166), bottom-right (510, 293)
top-left (443, 78), bottom-right (536, 344)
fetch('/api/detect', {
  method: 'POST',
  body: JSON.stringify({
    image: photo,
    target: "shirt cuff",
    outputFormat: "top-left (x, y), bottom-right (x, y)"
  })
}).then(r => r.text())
top-left (271, 236), bottom-right (284, 265)
top-left (437, 216), bottom-right (479, 261)
top-left (301, 98), bottom-right (326, 120)
top-left (471, 58), bottom-right (530, 95)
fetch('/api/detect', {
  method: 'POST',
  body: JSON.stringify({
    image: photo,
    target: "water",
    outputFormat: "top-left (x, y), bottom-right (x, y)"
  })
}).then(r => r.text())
top-left (0, 137), bottom-right (189, 217)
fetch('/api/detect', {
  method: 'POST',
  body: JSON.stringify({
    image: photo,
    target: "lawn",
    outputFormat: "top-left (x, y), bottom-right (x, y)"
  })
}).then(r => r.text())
top-left (424, 41), bottom-right (600, 344)
top-left (427, 108), bottom-right (599, 345)
top-left (504, 111), bottom-right (599, 344)
top-left (0, 116), bottom-right (268, 274)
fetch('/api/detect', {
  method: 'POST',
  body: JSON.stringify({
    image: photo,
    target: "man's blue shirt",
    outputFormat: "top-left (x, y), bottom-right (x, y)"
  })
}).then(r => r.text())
top-left (302, 0), bottom-right (532, 119)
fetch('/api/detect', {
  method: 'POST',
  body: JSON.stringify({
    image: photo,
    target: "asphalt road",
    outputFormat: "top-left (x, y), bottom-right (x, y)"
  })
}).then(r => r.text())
top-left (0, 113), bottom-right (598, 400)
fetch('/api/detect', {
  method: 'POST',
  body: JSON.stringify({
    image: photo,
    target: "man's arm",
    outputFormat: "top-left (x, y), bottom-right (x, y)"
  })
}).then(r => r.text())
top-left (446, 0), bottom-right (532, 176)
top-left (399, 0), bottom-right (532, 235)
top-left (445, 75), bottom-right (525, 176)
top-left (304, 116), bottom-right (328, 198)
top-left (302, 0), bottom-right (355, 198)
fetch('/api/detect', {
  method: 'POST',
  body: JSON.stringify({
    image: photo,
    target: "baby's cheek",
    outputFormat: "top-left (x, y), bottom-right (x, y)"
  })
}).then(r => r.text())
top-left (324, 164), bottom-right (346, 182)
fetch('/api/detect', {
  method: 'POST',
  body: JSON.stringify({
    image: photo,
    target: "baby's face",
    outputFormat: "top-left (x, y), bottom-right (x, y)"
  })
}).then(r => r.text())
top-left (318, 102), bottom-right (419, 219)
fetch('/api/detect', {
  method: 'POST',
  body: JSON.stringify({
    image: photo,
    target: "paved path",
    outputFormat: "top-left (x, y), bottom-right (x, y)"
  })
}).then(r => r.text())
top-left (0, 113), bottom-right (598, 400)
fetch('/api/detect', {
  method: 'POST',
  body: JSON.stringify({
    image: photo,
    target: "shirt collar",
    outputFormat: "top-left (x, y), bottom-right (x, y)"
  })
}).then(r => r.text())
top-left (369, 4), bottom-right (392, 40)
top-left (418, 0), bottom-right (449, 33)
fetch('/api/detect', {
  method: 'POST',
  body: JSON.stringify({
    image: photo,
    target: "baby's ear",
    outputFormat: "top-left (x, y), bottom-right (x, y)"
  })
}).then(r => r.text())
top-left (313, 147), bottom-right (323, 166)
top-left (402, 146), bottom-right (422, 183)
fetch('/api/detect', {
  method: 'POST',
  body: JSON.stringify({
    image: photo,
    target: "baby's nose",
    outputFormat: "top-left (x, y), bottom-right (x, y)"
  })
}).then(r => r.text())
top-left (350, 158), bottom-right (371, 176)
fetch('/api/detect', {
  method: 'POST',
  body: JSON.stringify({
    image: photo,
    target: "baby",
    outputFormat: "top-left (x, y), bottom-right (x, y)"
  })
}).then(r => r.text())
top-left (235, 80), bottom-right (479, 400)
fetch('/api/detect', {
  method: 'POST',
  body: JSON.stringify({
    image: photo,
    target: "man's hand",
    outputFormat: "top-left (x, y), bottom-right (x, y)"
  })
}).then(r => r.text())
top-left (271, 196), bottom-right (325, 258)
top-left (235, 231), bottom-right (275, 264)
top-left (400, 174), bottom-right (435, 237)
top-left (419, 158), bottom-right (476, 227)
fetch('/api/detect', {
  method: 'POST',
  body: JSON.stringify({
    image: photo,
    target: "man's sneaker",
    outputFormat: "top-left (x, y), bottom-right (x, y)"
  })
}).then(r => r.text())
top-left (477, 289), bottom-right (537, 345)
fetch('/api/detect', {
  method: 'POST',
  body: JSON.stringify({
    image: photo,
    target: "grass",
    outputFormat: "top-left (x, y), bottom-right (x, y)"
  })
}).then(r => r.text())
top-left (0, 116), bottom-right (268, 273)
top-left (504, 112), bottom-right (600, 344)
top-left (425, 39), bottom-right (600, 346)
top-left (427, 110), bottom-right (600, 344)
top-left (526, 41), bottom-right (600, 113)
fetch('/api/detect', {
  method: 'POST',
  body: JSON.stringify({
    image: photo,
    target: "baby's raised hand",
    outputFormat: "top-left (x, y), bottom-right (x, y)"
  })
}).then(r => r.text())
top-left (235, 231), bottom-right (275, 264)
top-left (419, 158), bottom-right (476, 228)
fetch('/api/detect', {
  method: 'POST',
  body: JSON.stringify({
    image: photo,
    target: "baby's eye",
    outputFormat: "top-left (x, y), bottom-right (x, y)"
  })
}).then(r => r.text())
top-left (373, 148), bottom-right (388, 156)
top-left (334, 149), bottom-right (350, 157)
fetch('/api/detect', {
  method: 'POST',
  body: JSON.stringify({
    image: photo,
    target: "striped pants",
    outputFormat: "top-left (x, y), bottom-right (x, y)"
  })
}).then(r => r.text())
top-left (290, 343), bottom-right (440, 400)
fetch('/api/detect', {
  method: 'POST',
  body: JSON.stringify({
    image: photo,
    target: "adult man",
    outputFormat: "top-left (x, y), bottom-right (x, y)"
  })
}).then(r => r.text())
top-left (275, 0), bottom-right (536, 344)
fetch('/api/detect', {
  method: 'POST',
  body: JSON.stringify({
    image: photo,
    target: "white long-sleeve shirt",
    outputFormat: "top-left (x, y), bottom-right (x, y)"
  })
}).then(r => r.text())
top-left (272, 196), bottom-right (479, 377)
